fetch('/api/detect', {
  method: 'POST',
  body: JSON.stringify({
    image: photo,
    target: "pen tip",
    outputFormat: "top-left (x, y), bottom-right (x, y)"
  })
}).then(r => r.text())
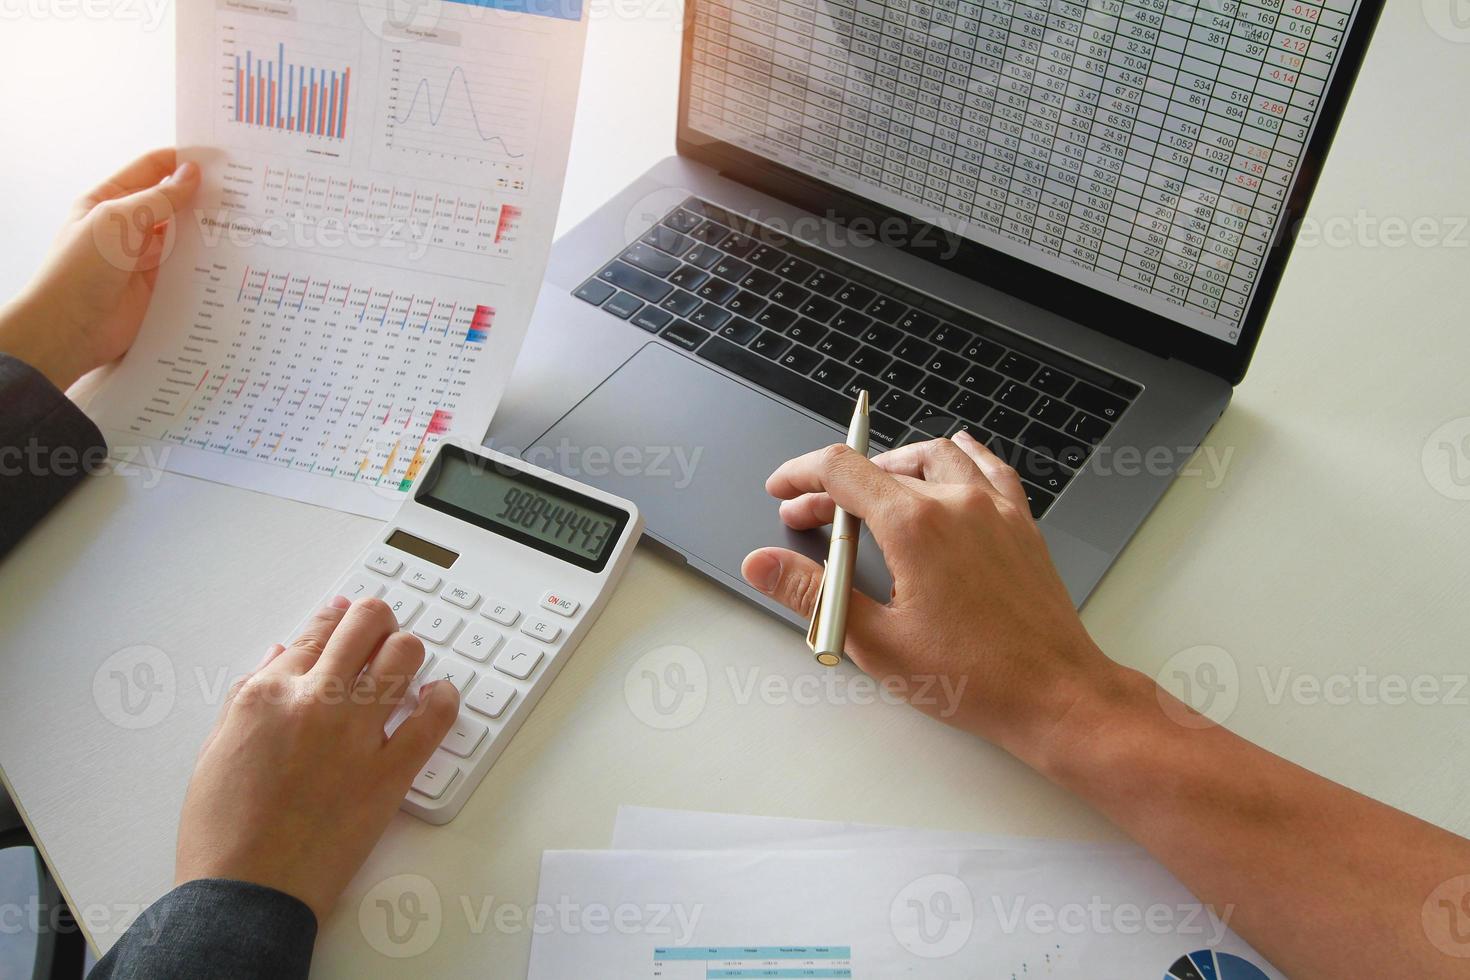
top-left (856, 389), bottom-right (869, 414)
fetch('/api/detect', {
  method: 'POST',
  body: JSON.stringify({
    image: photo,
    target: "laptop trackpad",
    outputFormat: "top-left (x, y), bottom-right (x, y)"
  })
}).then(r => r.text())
top-left (527, 342), bottom-right (893, 608)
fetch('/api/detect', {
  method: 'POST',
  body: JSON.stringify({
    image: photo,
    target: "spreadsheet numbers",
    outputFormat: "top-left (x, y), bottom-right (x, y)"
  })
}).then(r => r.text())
top-left (687, 0), bottom-right (1362, 342)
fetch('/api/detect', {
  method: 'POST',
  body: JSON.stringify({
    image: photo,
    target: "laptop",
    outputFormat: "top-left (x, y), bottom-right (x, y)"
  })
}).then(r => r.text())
top-left (488, 0), bottom-right (1384, 626)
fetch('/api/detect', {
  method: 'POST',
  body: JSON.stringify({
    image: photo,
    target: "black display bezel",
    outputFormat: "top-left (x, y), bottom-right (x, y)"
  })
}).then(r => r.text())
top-left (416, 445), bottom-right (631, 573)
top-left (674, 0), bottom-right (1386, 384)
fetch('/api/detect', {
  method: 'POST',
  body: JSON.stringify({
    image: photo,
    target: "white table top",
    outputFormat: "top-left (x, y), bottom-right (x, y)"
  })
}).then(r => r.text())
top-left (3, 4), bottom-right (1469, 975)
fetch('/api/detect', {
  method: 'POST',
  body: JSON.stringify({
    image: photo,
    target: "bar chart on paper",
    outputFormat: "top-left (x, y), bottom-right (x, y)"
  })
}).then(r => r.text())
top-left (96, 259), bottom-right (504, 509)
top-left (218, 17), bottom-right (358, 154)
top-left (231, 40), bottom-right (351, 140)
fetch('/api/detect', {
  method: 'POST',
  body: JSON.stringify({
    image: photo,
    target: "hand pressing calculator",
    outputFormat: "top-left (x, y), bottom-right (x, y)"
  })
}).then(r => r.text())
top-left (291, 442), bottom-right (643, 824)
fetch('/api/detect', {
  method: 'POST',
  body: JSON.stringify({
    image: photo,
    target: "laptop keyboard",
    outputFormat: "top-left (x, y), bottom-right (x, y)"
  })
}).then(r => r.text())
top-left (572, 198), bottom-right (1141, 520)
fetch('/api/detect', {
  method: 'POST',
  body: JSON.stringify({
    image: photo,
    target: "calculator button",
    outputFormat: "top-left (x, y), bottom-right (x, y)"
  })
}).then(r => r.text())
top-left (452, 627), bottom-right (503, 663)
top-left (440, 584), bottom-right (480, 609)
top-left (411, 751), bottom-right (459, 800)
top-left (383, 588), bottom-right (424, 627)
top-left (423, 661), bottom-right (476, 693)
top-left (466, 677), bottom-right (517, 719)
top-left (539, 591), bottom-right (580, 617)
top-left (493, 645), bottom-right (543, 680)
top-left (365, 551), bottom-right (402, 576)
top-left (340, 572), bottom-right (386, 601)
top-left (480, 602), bottom-right (520, 627)
top-left (440, 715), bottom-right (488, 758)
top-left (412, 607), bottom-right (463, 645)
top-left (405, 569), bottom-right (442, 593)
top-left (520, 618), bottom-right (561, 643)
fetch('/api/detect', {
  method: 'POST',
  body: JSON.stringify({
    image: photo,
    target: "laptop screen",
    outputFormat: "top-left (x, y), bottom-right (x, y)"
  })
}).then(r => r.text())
top-left (684, 0), bottom-right (1366, 346)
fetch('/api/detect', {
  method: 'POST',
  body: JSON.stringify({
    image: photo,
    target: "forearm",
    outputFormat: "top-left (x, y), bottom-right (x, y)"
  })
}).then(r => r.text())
top-left (1032, 665), bottom-right (1468, 977)
top-left (746, 425), bottom-right (1468, 973)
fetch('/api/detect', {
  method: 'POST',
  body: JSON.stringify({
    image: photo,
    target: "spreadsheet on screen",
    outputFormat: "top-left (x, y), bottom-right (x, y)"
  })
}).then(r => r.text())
top-left (686, 0), bottom-right (1364, 343)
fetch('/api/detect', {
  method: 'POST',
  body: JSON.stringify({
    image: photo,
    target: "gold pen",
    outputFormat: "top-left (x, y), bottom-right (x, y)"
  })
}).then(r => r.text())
top-left (807, 389), bottom-right (870, 667)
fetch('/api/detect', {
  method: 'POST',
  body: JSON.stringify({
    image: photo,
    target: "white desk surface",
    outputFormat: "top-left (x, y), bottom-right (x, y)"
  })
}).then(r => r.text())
top-left (3, 4), bottom-right (1469, 975)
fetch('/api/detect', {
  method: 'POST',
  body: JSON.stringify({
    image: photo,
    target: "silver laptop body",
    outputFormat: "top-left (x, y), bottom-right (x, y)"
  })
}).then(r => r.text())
top-left (489, 0), bottom-right (1383, 627)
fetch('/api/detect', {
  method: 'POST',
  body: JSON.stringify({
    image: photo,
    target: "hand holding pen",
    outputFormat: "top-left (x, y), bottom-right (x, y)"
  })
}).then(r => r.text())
top-left (806, 389), bottom-right (870, 666)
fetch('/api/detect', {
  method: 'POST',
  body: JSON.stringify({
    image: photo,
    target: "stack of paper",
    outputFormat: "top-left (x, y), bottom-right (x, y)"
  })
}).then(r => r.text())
top-left (526, 807), bottom-right (1282, 979)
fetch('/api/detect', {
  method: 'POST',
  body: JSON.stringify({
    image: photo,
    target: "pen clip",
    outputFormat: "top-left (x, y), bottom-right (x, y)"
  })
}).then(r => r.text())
top-left (805, 560), bottom-right (829, 652)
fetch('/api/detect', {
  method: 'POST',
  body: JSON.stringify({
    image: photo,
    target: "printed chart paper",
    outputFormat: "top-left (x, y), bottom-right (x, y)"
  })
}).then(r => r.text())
top-left (89, 0), bottom-right (587, 516)
top-left (526, 847), bottom-right (1282, 979)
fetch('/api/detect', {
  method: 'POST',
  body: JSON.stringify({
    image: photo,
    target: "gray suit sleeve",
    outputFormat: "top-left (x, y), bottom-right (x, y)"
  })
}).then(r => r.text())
top-left (89, 879), bottom-right (318, 979)
top-left (0, 353), bottom-right (109, 558)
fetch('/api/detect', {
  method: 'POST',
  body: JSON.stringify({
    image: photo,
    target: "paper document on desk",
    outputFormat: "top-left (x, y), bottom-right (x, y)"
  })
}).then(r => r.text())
top-left (612, 804), bottom-right (1140, 856)
top-left (526, 846), bottom-right (1282, 979)
top-left (88, 0), bottom-right (586, 517)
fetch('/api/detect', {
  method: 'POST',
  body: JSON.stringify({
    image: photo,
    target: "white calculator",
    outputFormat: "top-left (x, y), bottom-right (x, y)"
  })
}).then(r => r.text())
top-left (292, 442), bottom-right (643, 824)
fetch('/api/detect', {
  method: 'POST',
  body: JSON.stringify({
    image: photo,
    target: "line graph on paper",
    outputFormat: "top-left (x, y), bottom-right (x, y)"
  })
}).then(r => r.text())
top-left (124, 263), bottom-right (495, 492)
top-left (378, 43), bottom-right (544, 185)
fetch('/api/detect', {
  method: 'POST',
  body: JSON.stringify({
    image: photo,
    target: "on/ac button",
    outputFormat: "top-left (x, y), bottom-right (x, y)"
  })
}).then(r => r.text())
top-left (540, 591), bottom-right (580, 617)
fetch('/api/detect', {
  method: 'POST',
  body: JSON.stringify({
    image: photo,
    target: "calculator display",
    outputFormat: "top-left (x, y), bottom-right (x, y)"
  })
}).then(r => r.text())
top-left (419, 450), bottom-right (628, 571)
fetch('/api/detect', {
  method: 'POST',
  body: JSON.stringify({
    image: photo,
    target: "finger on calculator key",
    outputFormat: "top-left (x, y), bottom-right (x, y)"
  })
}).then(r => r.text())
top-left (386, 680), bottom-right (459, 777)
top-left (312, 597), bottom-right (399, 682)
top-left (356, 631), bottom-right (428, 725)
top-left (272, 596), bottom-right (350, 674)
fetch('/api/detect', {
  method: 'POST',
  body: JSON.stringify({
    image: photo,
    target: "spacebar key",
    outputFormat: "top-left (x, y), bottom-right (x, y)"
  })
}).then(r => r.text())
top-left (698, 337), bottom-right (851, 427)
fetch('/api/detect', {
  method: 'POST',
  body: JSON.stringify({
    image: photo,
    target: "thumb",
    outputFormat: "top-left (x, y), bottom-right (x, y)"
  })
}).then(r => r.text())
top-left (90, 162), bottom-right (201, 271)
top-left (385, 679), bottom-right (459, 780)
top-left (133, 160), bottom-right (201, 219)
top-left (741, 547), bottom-right (890, 662)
